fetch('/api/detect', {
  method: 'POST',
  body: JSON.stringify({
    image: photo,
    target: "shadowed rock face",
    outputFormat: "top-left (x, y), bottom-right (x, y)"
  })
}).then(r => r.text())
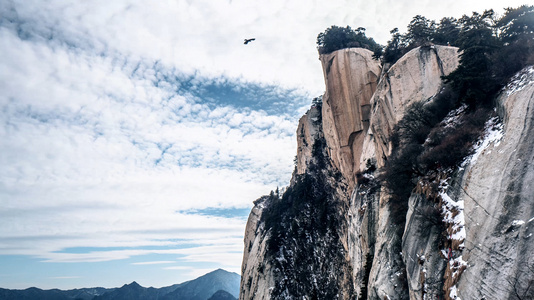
top-left (240, 46), bottom-right (534, 300)
top-left (295, 106), bottom-right (321, 175)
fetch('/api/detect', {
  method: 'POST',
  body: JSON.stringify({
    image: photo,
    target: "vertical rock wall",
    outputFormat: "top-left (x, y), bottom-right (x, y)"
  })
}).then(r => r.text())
top-left (295, 106), bottom-right (321, 175)
top-left (402, 187), bottom-right (448, 300)
top-left (453, 68), bottom-right (534, 299)
top-left (363, 46), bottom-right (459, 300)
top-left (320, 48), bottom-right (381, 186)
top-left (240, 197), bottom-right (274, 300)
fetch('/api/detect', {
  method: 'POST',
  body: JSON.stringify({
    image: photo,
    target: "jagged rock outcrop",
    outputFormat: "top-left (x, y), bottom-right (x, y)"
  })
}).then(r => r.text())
top-left (240, 197), bottom-right (274, 300)
top-left (240, 105), bottom-right (355, 299)
top-left (240, 45), bottom-right (534, 300)
top-left (295, 105), bottom-right (321, 175)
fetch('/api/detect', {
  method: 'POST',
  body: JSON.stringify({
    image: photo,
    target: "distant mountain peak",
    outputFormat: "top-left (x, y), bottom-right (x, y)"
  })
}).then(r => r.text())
top-left (209, 268), bottom-right (232, 275)
top-left (123, 281), bottom-right (141, 288)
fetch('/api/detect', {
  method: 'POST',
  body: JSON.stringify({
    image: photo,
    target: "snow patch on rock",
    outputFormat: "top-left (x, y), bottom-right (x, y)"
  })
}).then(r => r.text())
top-left (449, 285), bottom-right (461, 300)
top-left (505, 66), bottom-right (534, 95)
top-left (440, 179), bottom-right (468, 300)
top-left (468, 116), bottom-right (504, 165)
top-left (440, 185), bottom-right (466, 245)
top-left (511, 220), bottom-right (525, 226)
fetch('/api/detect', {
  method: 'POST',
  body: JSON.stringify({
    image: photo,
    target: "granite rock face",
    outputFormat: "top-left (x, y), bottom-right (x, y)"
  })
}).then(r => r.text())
top-left (362, 46), bottom-right (460, 300)
top-left (320, 48), bottom-right (381, 186)
top-left (295, 106), bottom-right (321, 175)
top-left (453, 67), bottom-right (534, 299)
top-left (369, 46), bottom-right (459, 168)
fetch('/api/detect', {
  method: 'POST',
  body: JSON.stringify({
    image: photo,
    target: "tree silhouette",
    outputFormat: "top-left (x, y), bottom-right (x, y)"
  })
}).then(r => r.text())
top-left (317, 25), bottom-right (380, 54)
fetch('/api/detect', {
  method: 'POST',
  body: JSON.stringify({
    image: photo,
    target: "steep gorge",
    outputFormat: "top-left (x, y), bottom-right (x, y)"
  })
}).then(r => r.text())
top-left (240, 45), bottom-right (534, 299)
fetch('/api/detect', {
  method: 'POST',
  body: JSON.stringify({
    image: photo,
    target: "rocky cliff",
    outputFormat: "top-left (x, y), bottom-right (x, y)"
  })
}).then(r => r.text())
top-left (320, 48), bottom-right (381, 186)
top-left (240, 46), bottom-right (534, 299)
top-left (453, 67), bottom-right (534, 299)
top-left (369, 46), bottom-right (459, 168)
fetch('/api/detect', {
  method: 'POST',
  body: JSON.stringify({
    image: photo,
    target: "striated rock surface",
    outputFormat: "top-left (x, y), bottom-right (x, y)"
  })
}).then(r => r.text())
top-left (365, 191), bottom-right (409, 300)
top-left (320, 48), bottom-right (381, 186)
top-left (402, 186), bottom-right (448, 300)
top-left (452, 67), bottom-right (534, 299)
top-left (346, 182), bottom-right (379, 296)
top-left (362, 45), bottom-right (459, 300)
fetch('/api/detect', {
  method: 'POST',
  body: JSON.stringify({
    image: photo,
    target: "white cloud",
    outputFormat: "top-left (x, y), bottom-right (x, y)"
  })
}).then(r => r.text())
top-left (132, 261), bottom-right (176, 265)
top-left (0, 17), bottom-right (295, 271)
top-left (3, 0), bottom-right (527, 95)
top-left (164, 266), bottom-right (192, 270)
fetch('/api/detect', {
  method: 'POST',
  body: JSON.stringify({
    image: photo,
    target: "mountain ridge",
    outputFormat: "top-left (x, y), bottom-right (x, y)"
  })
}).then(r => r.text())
top-left (0, 269), bottom-right (239, 300)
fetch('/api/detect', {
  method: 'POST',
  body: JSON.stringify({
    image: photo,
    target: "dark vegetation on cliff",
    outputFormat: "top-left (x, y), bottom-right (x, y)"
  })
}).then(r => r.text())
top-left (316, 25), bottom-right (381, 54)
top-left (260, 108), bottom-right (354, 299)
top-left (380, 5), bottom-right (534, 229)
top-left (376, 5), bottom-right (534, 70)
top-left (318, 6), bottom-right (534, 89)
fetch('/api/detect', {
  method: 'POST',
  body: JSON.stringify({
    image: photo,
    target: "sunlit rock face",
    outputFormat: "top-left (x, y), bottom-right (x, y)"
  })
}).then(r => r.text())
top-left (240, 47), bottom-right (534, 300)
top-left (320, 48), bottom-right (381, 187)
top-left (369, 45), bottom-right (459, 168)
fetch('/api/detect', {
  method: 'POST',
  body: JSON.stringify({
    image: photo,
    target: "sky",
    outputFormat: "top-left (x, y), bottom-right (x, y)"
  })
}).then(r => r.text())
top-left (0, 0), bottom-right (528, 291)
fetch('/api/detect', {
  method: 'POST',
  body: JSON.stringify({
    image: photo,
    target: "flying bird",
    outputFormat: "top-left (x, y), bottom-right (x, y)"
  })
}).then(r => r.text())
top-left (244, 38), bottom-right (255, 45)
